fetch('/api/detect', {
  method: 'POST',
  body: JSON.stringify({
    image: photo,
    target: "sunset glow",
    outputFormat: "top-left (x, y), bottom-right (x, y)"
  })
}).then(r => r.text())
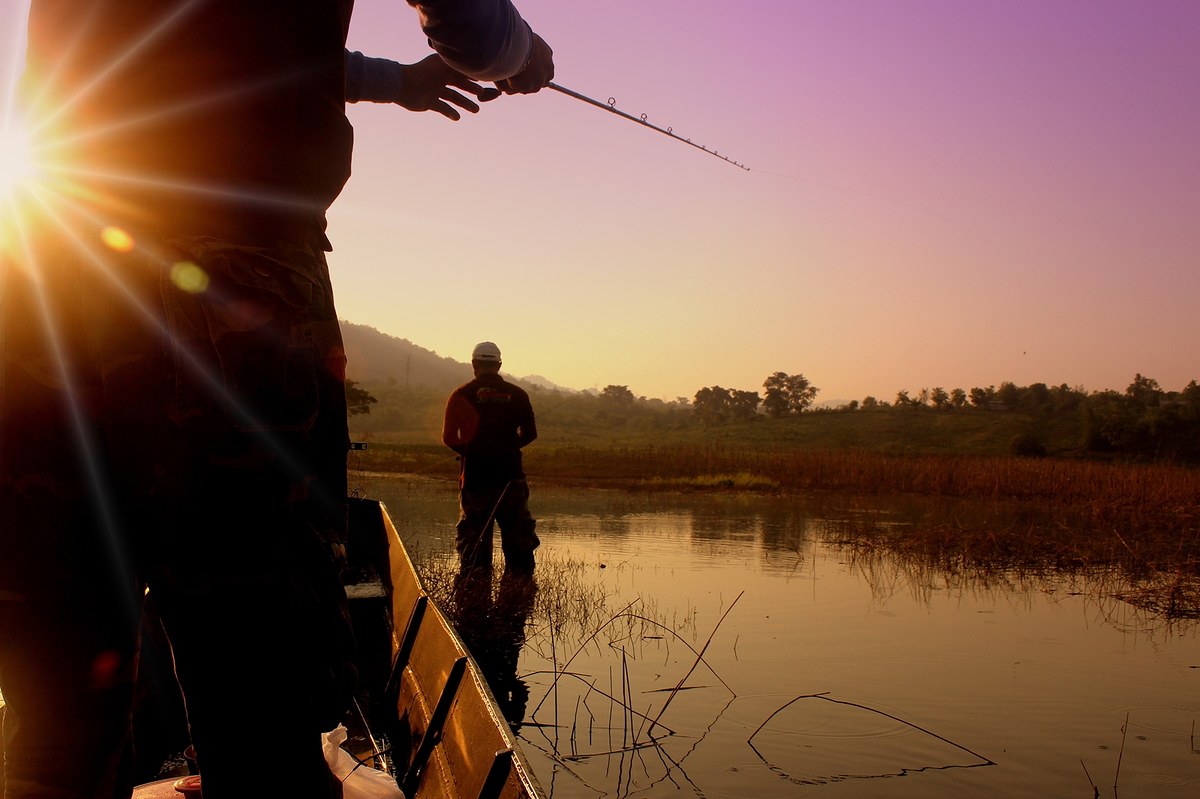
top-left (0, 123), bottom-right (34, 199)
top-left (4, 1), bottom-right (1198, 404)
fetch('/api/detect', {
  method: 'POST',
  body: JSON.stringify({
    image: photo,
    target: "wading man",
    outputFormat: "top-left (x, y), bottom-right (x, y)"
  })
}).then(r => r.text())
top-left (442, 342), bottom-right (539, 577)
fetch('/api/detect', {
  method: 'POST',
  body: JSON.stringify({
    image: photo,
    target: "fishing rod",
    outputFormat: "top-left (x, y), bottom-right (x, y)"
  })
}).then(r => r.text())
top-left (547, 83), bottom-right (750, 171)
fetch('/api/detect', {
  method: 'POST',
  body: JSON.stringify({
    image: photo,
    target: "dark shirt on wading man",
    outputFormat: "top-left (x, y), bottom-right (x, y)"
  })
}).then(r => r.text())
top-left (442, 372), bottom-right (537, 490)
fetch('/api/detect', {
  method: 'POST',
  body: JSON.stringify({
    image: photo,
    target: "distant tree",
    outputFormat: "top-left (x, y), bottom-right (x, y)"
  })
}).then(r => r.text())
top-left (997, 381), bottom-right (1020, 409)
top-left (1024, 382), bottom-right (1051, 410)
top-left (894, 389), bottom-right (912, 407)
top-left (600, 384), bottom-right (636, 405)
top-left (1080, 389), bottom-right (1136, 452)
top-left (762, 372), bottom-right (819, 417)
top-left (1051, 383), bottom-right (1086, 413)
top-left (950, 388), bottom-right (967, 409)
top-left (762, 372), bottom-right (791, 419)
top-left (346, 380), bottom-right (378, 416)
top-left (693, 386), bottom-right (762, 424)
top-left (785, 373), bottom-right (819, 413)
top-left (847, 399), bottom-right (860, 411)
top-left (729, 389), bottom-right (762, 421)
top-left (1125, 373), bottom-right (1162, 408)
top-left (969, 386), bottom-right (994, 408)
top-left (862, 395), bottom-right (880, 410)
top-left (693, 386), bottom-right (730, 424)
top-left (917, 387), bottom-right (931, 407)
top-left (1182, 380), bottom-right (1200, 418)
top-left (929, 387), bottom-right (950, 409)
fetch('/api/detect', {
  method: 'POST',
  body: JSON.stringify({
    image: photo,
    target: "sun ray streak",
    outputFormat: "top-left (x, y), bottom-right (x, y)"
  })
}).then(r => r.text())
top-left (44, 163), bottom-right (326, 214)
top-left (20, 179), bottom-right (324, 493)
top-left (2, 3), bottom-right (28, 120)
top-left (44, 70), bottom-right (308, 154)
top-left (22, 0), bottom-right (207, 137)
top-left (8, 193), bottom-right (140, 622)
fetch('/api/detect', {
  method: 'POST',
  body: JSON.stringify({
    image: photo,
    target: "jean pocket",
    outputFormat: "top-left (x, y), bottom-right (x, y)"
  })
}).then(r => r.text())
top-left (162, 239), bottom-right (326, 432)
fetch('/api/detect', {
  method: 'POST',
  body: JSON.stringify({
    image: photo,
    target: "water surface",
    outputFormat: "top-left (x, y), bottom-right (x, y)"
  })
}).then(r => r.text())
top-left (356, 474), bottom-right (1200, 799)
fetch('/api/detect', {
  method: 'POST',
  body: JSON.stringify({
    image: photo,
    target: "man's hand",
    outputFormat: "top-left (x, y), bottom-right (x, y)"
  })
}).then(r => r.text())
top-left (396, 54), bottom-right (501, 120)
top-left (495, 34), bottom-right (554, 95)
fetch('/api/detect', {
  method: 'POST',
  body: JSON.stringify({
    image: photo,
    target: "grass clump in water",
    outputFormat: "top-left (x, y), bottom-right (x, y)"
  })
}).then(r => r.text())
top-left (643, 471), bottom-right (780, 491)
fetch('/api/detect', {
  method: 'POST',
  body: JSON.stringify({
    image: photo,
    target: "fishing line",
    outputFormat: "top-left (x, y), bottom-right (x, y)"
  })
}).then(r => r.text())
top-left (548, 83), bottom-right (750, 171)
top-left (541, 86), bottom-right (997, 242)
top-left (545, 84), bottom-right (982, 242)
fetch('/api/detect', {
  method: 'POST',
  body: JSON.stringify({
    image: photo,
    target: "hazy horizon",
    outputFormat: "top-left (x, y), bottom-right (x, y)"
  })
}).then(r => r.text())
top-left (341, 319), bottom-right (1191, 405)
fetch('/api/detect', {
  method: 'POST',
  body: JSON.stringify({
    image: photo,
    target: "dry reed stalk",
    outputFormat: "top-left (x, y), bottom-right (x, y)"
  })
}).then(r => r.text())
top-left (607, 666), bottom-right (614, 755)
top-left (530, 598), bottom-right (641, 718)
top-left (1114, 711), bottom-right (1129, 790)
top-left (1079, 759), bottom-right (1100, 798)
top-left (570, 695), bottom-right (579, 757)
top-left (526, 667), bottom-right (673, 734)
top-left (549, 602), bottom-right (559, 754)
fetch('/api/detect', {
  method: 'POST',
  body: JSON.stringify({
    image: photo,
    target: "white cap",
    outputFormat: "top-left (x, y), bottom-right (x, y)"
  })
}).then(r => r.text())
top-left (471, 341), bottom-right (502, 363)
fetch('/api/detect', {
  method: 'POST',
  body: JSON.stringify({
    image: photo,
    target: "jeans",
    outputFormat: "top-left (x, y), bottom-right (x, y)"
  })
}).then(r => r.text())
top-left (454, 479), bottom-right (538, 575)
top-left (0, 225), bottom-right (355, 798)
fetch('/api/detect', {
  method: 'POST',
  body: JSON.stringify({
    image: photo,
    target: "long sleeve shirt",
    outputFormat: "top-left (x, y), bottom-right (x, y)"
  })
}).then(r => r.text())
top-left (21, 0), bottom-right (534, 241)
top-left (442, 372), bottom-right (537, 488)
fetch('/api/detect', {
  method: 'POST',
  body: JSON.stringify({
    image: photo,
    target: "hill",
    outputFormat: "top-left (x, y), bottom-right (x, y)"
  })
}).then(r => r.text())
top-left (341, 321), bottom-right (468, 391)
top-left (340, 321), bottom-right (571, 393)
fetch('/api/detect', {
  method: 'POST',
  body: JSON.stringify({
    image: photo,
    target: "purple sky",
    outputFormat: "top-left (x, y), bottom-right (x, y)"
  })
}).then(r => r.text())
top-left (334, 0), bottom-right (1200, 402)
top-left (5, 1), bottom-right (1198, 402)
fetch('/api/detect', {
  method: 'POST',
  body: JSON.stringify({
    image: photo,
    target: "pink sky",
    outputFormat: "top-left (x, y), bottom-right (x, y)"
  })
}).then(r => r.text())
top-left (6, 1), bottom-right (1199, 403)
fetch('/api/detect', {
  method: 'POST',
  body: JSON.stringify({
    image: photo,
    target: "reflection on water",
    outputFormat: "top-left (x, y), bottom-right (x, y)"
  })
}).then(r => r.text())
top-left (356, 475), bottom-right (1200, 799)
top-left (449, 567), bottom-right (536, 731)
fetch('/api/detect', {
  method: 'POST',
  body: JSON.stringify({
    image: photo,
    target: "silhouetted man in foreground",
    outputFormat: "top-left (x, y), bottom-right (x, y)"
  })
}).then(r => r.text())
top-left (0, 2), bottom-right (553, 797)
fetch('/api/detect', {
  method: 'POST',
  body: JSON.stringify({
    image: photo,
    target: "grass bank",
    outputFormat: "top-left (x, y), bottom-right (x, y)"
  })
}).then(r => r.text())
top-left (351, 441), bottom-right (1200, 517)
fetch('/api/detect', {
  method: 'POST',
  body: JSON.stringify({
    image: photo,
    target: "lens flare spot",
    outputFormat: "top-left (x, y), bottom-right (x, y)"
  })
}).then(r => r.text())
top-left (100, 226), bottom-right (135, 252)
top-left (171, 261), bottom-right (210, 294)
top-left (89, 649), bottom-right (124, 689)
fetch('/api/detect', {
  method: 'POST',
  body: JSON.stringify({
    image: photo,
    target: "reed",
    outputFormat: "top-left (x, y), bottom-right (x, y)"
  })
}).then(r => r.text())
top-left (405, 545), bottom-right (735, 792)
top-left (409, 548), bottom-right (695, 656)
top-left (824, 507), bottom-right (1200, 622)
top-left (350, 442), bottom-right (1200, 526)
top-left (523, 444), bottom-right (1200, 514)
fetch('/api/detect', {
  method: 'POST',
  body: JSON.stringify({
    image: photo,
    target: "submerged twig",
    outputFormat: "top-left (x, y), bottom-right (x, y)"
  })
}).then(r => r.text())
top-left (622, 612), bottom-right (735, 694)
top-left (748, 693), bottom-right (995, 767)
top-left (645, 591), bottom-right (743, 733)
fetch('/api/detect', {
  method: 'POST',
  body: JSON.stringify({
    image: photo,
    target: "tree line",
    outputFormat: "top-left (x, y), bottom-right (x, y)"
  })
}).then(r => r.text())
top-left (692, 372), bottom-right (819, 423)
top-left (346, 372), bottom-right (1200, 462)
top-left (686, 372), bottom-right (1200, 461)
